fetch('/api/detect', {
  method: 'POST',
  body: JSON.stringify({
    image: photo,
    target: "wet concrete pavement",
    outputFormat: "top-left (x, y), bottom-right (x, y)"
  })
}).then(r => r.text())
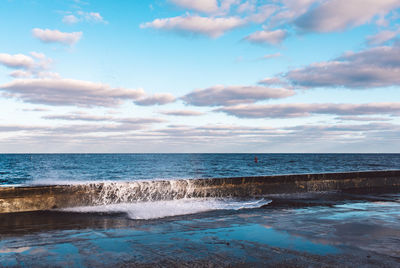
top-left (1, 192), bottom-right (400, 267)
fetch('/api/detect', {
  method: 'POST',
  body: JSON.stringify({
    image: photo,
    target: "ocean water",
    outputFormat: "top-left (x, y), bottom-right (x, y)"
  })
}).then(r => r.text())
top-left (1, 153), bottom-right (399, 220)
top-left (1, 153), bottom-right (400, 185)
top-left (0, 154), bottom-right (400, 185)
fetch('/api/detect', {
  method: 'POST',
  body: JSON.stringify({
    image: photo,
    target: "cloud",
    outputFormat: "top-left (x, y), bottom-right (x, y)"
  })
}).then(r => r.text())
top-left (169, 0), bottom-right (218, 13)
top-left (169, 0), bottom-right (240, 15)
top-left (43, 113), bottom-right (164, 125)
top-left (182, 85), bottom-right (295, 106)
top-left (149, 121), bottom-right (400, 152)
top-left (217, 102), bottom-right (400, 118)
top-left (9, 70), bottom-right (32, 78)
top-left (29, 51), bottom-right (53, 69)
top-left (22, 108), bottom-right (49, 112)
top-left (116, 118), bottom-right (165, 124)
top-left (0, 125), bottom-right (47, 132)
top-left (366, 29), bottom-right (399, 45)
top-left (248, 4), bottom-right (278, 23)
top-left (135, 93), bottom-right (176, 106)
top-left (237, 1), bottom-right (255, 13)
top-left (286, 45), bottom-right (400, 88)
top-left (154, 124), bottom-right (278, 139)
top-left (335, 115), bottom-right (392, 121)
top-left (77, 11), bottom-right (107, 23)
top-left (258, 77), bottom-right (288, 86)
top-left (0, 53), bottom-right (35, 69)
top-left (62, 15), bottom-right (79, 24)
top-left (0, 52), bottom-right (54, 78)
top-left (267, 0), bottom-right (321, 27)
top-left (140, 15), bottom-right (246, 38)
top-left (295, 0), bottom-right (400, 32)
top-left (1, 120), bottom-right (399, 152)
top-left (160, 110), bottom-right (204, 116)
top-left (0, 78), bottom-right (145, 107)
top-left (63, 11), bottom-right (107, 24)
top-left (261, 53), bottom-right (282, 60)
top-left (43, 114), bottom-right (113, 122)
top-left (35, 71), bottom-right (61, 79)
top-left (32, 28), bottom-right (83, 45)
top-left (285, 122), bottom-right (397, 134)
top-left (244, 29), bottom-right (288, 45)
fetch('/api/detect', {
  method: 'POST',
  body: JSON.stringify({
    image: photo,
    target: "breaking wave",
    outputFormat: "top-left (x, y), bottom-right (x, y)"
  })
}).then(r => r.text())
top-left (61, 198), bottom-right (272, 220)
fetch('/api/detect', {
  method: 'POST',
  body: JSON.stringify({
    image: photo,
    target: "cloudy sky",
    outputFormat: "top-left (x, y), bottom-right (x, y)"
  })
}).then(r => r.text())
top-left (0, 0), bottom-right (400, 153)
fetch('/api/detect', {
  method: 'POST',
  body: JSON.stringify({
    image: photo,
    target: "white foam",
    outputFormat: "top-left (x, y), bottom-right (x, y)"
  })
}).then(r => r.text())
top-left (61, 198), bottom-right (271, 220)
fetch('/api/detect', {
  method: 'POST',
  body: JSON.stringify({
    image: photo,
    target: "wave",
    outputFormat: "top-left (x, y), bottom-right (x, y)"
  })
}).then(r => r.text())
top-left (61, 198), bottom-right (272, 220)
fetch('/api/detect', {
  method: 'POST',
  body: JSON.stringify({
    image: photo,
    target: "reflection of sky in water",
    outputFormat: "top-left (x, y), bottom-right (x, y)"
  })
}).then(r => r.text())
top-left (0, 222), bottom-right (338, 266)
top-left (203, 224), bottom-right (338, 255)
top-left (322, 202), bottom-right (400, 224)
top-left (47, 243), bottom-right (84, 267)
top-left (291, 198), bottom-right (400, 229)
top-left (1, 195), bottom-right (399, 266)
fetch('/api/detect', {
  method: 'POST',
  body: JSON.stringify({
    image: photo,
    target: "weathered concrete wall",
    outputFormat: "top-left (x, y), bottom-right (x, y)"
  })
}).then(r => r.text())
top-left (1, 170), bottom-right (399, 213)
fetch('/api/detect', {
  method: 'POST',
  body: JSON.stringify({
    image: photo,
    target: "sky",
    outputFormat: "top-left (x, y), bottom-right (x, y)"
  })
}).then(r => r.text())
top-left (0, 0), bottom-right (400, 153)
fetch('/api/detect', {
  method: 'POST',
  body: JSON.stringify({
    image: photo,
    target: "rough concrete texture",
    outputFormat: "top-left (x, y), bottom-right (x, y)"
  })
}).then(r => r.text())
top-left (1, 170), bottom-right (400, 213)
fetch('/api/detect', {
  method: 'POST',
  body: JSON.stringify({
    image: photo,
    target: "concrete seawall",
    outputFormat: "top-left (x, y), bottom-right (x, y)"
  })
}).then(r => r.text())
top-left (1, 170), bottom-right (400, 213)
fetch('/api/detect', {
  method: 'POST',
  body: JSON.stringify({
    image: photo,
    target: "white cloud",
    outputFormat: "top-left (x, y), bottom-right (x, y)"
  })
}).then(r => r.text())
top-left (295, 0), bottom-right (400, 32)
top-left (29, 51), bottom-right (52, 69)
top-left (78, 11), bottom-right (107, 23)
top-left (182, 85), bottom-right (295, 106)
top-left (244, 29), bottom-right (288, 45)
top-left (248, 4), bottom-right (278, 23)
top-left (0, 52), bottom-right (54, 78)
top-left (1, 120), bottom-right (399, 152)
top-left (268, 0), bottom-right (321, 27)
top-left (217, 102), bottom-right (400, 118)
top-left (0, 53), bottom-right (35, 69)
top-left (286, 45), bottom-right (400, 88)
top-left (43, 113), bottom-right (164, 125)
top-left (169, 0), bottom-right (239, 15)
top-left (32, 28), bottom-right (83, 45)
top-left (35, 71), bottom-right (61, 79)
top-left (9, 70), bottom-right (32, 78)
top-left (140, 15), bottom-right (246, 38)
top-left (135, 93), bottom-right (176, 106)
top-left (160, 110), bottom-right (204, 116)
top-left (0, 78), bottom-right (145, 107)
top-left (261, 52), bottom-right (282, 59)
top-left (43, 114), bottom-right (113, 122)
top-left (258, 77), bottom-right (287, 85)
top-left (62, 15), bottom-right (79, 24)
top-left (237, 1), bottom-right (255, 13)
top-left (367, 29), bottom-right (399, 45)
top-left (335, 115), bottom-right (392, 122)
top-left (169, 0), bottom-right (218, 13)
top-left (63, 11), bottom-right (107, 24)
top-left (22, 108), bottom-right (49, 112)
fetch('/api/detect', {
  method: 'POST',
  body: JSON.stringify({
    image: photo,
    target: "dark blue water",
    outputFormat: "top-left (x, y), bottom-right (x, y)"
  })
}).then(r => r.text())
top-left (0, 154), bottom-right (399, 185)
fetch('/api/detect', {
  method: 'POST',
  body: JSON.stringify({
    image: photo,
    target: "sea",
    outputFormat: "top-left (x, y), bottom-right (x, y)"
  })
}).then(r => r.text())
top-left (1, 153), bottom-right (399, 185)
top-left (1, 153), bottom-right (399, 220)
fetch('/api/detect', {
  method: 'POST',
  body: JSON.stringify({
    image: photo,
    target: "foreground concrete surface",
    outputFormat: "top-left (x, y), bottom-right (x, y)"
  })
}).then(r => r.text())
top-left (0, 192), bottom-right (399, 267)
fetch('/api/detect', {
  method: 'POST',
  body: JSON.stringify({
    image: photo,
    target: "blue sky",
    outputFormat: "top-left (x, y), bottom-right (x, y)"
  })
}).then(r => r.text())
top-left (0, 0), bottom-right (399, 153)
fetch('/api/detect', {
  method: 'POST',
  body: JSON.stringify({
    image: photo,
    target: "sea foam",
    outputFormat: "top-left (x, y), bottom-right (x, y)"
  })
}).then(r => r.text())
top-left (61, 198), bottom-right (271, 220)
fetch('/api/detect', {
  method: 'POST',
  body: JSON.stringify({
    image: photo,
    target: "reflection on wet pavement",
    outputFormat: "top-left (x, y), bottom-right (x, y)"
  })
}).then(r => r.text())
top-left (0, 193), bottom-right (399, 267)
